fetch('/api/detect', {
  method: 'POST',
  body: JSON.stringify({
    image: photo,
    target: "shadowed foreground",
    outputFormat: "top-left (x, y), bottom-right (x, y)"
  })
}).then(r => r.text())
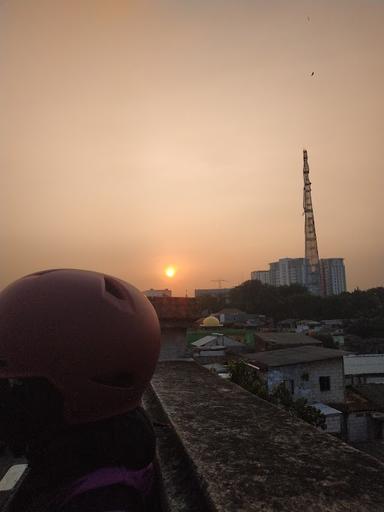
top-left (145, 361), bottom-right (384, 512)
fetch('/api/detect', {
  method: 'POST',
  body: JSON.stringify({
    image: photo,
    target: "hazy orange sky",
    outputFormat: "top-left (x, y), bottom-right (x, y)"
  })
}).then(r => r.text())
top-left (1, 0), bottom-right (383, 296)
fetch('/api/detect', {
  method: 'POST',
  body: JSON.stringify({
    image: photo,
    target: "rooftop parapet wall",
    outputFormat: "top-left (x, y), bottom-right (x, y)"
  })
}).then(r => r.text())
top-left (149, 297), bottom-right (201, 324)
top-left (148, 361), bottom-right (384, 512)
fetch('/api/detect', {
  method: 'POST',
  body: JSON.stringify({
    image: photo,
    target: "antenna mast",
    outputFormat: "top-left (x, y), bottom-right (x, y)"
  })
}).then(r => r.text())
top-left (303, 149), bottom-right (321, 295)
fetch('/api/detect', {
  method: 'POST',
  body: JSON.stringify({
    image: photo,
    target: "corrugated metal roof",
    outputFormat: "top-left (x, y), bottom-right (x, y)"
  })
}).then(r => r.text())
top-left (192, 335), bottom-right (217, 347)
top-left (343, 354), bottom-right (384, 376)
top-left (245, 346), bottom-right (349, 367)
top-left (193, 335), bottom-right (245, 348)
top-left (312, 403), bottom-right (343, 416)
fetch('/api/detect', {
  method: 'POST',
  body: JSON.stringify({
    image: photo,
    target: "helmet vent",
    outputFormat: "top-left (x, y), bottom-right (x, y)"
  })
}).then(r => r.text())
top-left (104, 277), bottom-right (126, 300)
top-left (92, 372), bottom-right (134, 389)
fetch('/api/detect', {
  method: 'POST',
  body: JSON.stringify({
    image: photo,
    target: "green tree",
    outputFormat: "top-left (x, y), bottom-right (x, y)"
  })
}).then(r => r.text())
top-left (310, 333), bottom-right (338, 349)
top-left (270, 383), bottom-right (326, 429)
top-left (227, 281), bottom-right (384, 324)
top-left (228, 360), bottom-right (267, 399)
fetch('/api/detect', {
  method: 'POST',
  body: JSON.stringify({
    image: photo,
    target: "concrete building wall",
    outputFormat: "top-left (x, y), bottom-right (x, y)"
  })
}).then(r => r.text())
top-left (347, 413), bottom-right (370, 442)
top-left (325, 414), bottom-right (342, 434)
top-left (159, 328), bottom-right (188, 361)
top-left (267, 358), bottom-right (345, 403)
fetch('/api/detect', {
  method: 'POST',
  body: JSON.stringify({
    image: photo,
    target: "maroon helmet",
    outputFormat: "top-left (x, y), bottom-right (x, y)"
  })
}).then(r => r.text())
top-left (0, 269), bottom-right (161, 424)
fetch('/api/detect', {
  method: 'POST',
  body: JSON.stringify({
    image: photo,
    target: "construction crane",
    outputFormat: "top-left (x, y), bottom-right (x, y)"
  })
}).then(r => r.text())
top-left (303, 149), bottom-right (322, 295)
top-left (211, 279), bottom-right (228, 289)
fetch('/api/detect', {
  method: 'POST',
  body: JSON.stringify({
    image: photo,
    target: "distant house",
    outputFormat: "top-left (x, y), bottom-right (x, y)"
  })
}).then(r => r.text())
top-left (296, 320), bottom-right (322, 334)
top-left (213, 308), bottom-right (247, 325)
top-left (312, 403), bottom-right (343, 435)
top-left (344, 354), bottom-right (384, 385)
top-left (277, 319), bottom-right (298, 331)
top-left (321, 319), bottom-right (344, 330)
top-left (143, 288), bottom-right (172, 298)
top-left (244, 346), bottom-right (349, 404)
top-left (337, 385), bottom-right (384, 442)
top-left (352, 385), bottom-right (384, 441)
top-left (192, 333), bottom-right (248, 365)
top-left (254, 332), bottom-right (322, 351)
top-left (212, 309), bottom-right (266, 327)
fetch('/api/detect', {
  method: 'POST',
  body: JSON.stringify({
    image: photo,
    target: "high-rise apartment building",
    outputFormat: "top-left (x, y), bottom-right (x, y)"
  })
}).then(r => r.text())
top-left (269, 262), bottom-right (280, 286)
top-left (320, 259), bottom-right (347, 295)
top-left (279, 258), bottom-right (307, 286)
top-left (252, 259), bottom-right (306, 288)
top-left (251, 270), bottom-right (271, 285)
top-left (268, 258), bottom-right (306, 287)
top-left (251, 258), bottom-right (346, 295)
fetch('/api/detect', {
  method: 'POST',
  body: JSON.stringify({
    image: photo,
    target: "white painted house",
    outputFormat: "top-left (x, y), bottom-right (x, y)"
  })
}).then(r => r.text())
top-left (245, 346), bottom-right (349, 404)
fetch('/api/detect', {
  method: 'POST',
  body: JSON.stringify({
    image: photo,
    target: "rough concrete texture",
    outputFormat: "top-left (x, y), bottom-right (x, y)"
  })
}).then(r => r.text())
top-left (150, 361), bottom-right (384, 512)
top-left (144, 389), bottom-right (213, 512)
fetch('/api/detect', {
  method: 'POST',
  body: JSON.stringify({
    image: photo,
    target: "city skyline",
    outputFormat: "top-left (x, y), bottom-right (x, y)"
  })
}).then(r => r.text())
top-left (1, 1), bottom-right (383, 297)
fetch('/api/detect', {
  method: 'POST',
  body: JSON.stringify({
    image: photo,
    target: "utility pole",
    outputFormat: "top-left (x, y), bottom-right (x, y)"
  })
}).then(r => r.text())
top-left (303, 149), bottom-right (322, 295)
top-left (211, 279), bottom-right (228, 289)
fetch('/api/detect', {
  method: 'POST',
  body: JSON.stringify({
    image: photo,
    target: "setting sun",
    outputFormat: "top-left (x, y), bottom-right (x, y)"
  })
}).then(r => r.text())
top-left (165, 266), bottom-right (176, 278)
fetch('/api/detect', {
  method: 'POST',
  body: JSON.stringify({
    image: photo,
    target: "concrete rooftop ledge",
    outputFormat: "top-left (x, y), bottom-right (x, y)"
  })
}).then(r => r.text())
top-left (146, 361), bottom-right (384, 512)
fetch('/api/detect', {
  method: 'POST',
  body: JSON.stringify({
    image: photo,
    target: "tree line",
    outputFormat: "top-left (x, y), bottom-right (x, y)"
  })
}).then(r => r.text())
top-left (196, 280), bottom-right (384, 328)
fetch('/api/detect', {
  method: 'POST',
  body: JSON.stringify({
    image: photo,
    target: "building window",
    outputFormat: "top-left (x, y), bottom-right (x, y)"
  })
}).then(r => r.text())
top-left (319, 376), bottom-right (331, 392)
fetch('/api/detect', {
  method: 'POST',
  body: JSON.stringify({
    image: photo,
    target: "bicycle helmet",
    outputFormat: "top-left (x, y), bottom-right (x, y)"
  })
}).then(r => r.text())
top-left (0, 269), bottom-right (161, 424)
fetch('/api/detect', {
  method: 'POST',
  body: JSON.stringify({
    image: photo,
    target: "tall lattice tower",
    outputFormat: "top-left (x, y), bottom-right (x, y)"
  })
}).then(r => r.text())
top-left (303, 149), bottom-right (321, 295)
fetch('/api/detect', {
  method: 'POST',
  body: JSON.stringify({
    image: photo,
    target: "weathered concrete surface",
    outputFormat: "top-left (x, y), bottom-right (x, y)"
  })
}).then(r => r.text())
top-left (159, 328), bottom-right (189, 361)
top-left (150, 361), bottom-right (384, 512)
top-left (144, 389), bottom-right (214, 512)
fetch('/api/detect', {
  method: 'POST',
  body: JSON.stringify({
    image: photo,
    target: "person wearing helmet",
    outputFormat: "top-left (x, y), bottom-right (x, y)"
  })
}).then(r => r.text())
top-left (0, 269), bottom-right (161, 512)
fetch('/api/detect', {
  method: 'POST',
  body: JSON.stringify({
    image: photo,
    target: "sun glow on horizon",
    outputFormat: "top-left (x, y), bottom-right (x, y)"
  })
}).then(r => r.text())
top-left (165, 265), bottom-right (176, 278)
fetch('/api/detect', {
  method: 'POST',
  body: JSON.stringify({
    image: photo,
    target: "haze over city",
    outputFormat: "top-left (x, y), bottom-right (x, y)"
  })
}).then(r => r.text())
top-left (1, 0), bottom-right (383, 296)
